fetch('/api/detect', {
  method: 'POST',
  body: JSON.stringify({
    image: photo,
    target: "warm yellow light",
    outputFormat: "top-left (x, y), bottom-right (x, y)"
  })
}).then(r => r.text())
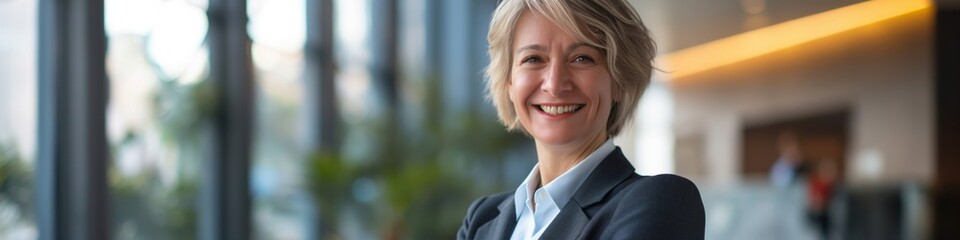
top-left (658, 0), bottom-right (931, 80)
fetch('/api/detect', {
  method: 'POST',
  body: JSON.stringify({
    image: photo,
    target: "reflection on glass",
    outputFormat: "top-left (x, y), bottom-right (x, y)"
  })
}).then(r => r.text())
top-left (105, 0), bottom-right (209, 238)
top-left (0, 0), bottom-right (38, 238)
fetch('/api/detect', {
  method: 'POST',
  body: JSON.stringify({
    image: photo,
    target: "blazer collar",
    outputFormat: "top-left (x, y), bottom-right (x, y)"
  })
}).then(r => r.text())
top-left (572, 147), bottom-right (635, 208)
top-left (540, 147), bottom-right (636, 239)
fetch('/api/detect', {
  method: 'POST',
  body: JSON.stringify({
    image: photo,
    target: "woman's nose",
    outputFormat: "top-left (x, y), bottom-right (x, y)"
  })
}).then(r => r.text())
top-left (541, 61), bottom-right (572, 96)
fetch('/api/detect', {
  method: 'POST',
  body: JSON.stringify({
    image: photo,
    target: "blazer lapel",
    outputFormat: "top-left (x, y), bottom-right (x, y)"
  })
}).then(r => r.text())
top-left (475, 194), bottom-right (517, 240)
top-left (538, 198), bottom-right (590, 240)
top-left (539, 147), bottom-right (636, 239)
top-left (572, 147), bottom-right (636, 208)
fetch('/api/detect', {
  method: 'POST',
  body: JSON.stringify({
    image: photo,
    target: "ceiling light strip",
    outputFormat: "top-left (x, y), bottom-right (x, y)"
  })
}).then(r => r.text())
top-left (658, 0), bottom-right (931, 80)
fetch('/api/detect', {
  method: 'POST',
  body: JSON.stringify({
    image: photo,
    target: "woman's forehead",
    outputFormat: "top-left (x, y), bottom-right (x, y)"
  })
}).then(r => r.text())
top-left (512, 10), bottom-right (603, 51)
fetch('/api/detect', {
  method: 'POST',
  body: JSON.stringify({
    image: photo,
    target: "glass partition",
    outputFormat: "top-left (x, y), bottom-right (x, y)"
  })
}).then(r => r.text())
top-left (104, 0), bottom-right (210, 238)
top-left (0, 0), bottom-right (39, 238)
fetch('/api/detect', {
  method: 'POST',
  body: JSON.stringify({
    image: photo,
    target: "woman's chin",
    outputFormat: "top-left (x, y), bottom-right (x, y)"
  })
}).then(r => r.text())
top-left (532, 132), bottom-right (582, 146)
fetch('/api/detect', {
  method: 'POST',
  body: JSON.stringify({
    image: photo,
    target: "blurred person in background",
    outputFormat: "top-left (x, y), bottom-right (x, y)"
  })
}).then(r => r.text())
top-left (806, 160), bottom-right (838, 240)
top-left (458, 0), bottom-right (705, 239)
top-left (770, 131), bottom-right (810, 188)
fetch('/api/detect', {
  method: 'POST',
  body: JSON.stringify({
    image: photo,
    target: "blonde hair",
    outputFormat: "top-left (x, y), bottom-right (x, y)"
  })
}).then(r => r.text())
top-left (485, 0), bottom-right (656, 137)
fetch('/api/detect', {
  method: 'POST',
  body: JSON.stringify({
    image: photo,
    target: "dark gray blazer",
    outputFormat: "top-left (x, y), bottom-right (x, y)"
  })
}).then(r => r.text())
top-left (457, 147), bottom-right (705, 240)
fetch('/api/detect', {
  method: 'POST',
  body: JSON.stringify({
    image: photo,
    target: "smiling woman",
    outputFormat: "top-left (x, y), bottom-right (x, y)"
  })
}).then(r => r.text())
top-left (508, 11), bottom-right (613, 183)
top-left (458, 0), bottom-right (705, 239)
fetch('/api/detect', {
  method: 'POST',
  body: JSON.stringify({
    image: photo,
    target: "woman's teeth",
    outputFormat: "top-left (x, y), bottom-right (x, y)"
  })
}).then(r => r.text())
top-left (540, 105), bottom-right (583, 115)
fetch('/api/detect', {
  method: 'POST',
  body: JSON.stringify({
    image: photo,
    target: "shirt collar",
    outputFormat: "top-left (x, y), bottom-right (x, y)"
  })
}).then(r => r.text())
top-left (514, 139), bottom-right (616, 217)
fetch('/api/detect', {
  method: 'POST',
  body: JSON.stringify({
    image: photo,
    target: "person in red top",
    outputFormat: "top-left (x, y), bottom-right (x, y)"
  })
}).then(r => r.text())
top-left (807, 160), bottom-right (838, 240)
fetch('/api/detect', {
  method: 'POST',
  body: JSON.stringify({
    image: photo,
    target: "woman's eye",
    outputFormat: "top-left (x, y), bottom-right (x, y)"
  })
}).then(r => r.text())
top-left (573, 55), bottom-right (595, 63)
top-left (521, 56), bottom-right (543, 64)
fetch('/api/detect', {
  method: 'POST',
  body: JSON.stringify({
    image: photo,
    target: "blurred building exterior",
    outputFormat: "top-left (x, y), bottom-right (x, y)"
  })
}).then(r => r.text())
top-left (1, 0), bottom-right (958, 239)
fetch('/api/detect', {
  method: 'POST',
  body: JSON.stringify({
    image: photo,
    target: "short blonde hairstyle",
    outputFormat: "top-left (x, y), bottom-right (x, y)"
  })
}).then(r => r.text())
top-left (485, 0), bottom-right (656, 137)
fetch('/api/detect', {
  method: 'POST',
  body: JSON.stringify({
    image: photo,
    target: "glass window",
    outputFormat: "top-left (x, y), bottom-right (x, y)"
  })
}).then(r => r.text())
top-left (0, 0), bottom-right (38, 238)
top-left (246, 0), bottom-right (312, 239)
top-left (104, 0), bottom-right (209, 238)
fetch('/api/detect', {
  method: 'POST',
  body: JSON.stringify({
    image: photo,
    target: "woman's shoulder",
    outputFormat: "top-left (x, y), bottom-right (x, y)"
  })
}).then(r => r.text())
top-left (630, 174), bottom-right (700, 191)
top-left (617, 174), bottom-right (703, 208)
top-left (460, 191), bottom-right (513, 233)
top-left (468, 191), bottom-right (513, 209)
top-left (597, 175), bottom-right (706, 239)
top-left (464, 191), bottom-right (513, 217)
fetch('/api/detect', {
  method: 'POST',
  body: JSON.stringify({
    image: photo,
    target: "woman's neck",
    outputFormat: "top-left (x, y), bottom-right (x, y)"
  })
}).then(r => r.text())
top-left (535, 133), bottom-right (608, 187)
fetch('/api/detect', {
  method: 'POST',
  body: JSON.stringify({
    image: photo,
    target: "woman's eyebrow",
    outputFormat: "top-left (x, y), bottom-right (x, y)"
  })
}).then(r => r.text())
top-left (515, 44), bottom-right (546, 54)
top-left (568, 42), bottom-right (604, 54)
top-left (567, 42), bottom-right (589, 52)
top-left (516, 42), bottom-right (594, 54)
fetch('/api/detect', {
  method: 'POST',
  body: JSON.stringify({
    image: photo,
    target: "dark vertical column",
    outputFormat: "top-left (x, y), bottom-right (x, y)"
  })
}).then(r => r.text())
top-left (471, 0), bottom-right (497, 113)
top-left (424, 0), bottom-right (442, 72)
top-left (304, 0), bottom-right (337, 239)
top-left (370, 0), bottom-right (401, 167)
top-left (304, 0), bottom-right (339, 153)
top-left (202, 0), bottom-right (254, 239)
top-left (439, 0), bottom-right (471, 119)
top-left (371, 0), bottom-right (399, 106)
top-left (935, 4), bottom-right (960, 240)
top-left (36, 0), bottom-right (109, 240)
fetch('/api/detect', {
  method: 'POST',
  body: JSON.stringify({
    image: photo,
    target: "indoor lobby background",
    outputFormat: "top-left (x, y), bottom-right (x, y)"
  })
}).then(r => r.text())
top-left (1, 0), bottom-right (958, 239)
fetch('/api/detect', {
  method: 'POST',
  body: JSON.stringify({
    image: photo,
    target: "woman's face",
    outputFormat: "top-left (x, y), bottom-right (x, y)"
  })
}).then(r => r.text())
top-left (509, 10), bottom-right (613, 147)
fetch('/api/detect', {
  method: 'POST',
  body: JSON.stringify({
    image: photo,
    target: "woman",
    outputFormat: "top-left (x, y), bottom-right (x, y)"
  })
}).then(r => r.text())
top-left (458, 0), bottom-right (705, 239)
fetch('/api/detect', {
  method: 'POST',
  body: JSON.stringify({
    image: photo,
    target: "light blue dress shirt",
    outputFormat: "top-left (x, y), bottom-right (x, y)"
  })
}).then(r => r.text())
top-left (509, 139), bottom-right (616, 240)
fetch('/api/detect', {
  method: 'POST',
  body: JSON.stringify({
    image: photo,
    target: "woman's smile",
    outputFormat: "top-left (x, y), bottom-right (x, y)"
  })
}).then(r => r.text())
top-left (534, 104), bottom-right (585, 116)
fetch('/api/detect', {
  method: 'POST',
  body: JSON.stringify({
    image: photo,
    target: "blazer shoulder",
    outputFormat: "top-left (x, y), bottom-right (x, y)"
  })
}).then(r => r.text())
top-left (620, 174), bottom-right (703, 208)
top-left (464, 192), bottom-right (512, 223)
top-left (458, 191), bottom-right (513, 240)
top-left (468, 191), bottom-right (512, 216)
top-left (630, 174), bottom-right (700, 193)
top-left (602, 174), bottom-right (705, 239)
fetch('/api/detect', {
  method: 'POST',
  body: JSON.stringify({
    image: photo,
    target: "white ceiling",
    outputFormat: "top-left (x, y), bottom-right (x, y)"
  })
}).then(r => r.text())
top-left (630, 0), bottom-right (864, 53)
